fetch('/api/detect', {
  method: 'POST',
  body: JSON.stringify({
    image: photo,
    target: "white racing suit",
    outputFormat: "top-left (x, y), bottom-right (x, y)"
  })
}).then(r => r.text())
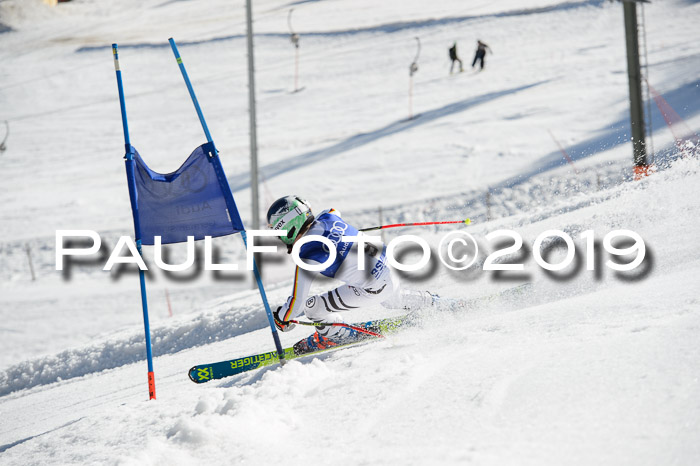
top-left (275, 209), bottom-right (435, 341)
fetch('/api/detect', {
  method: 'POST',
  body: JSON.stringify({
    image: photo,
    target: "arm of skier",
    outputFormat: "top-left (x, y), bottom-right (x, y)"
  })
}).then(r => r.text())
top-left (274, 265), bottom-right (315, 331)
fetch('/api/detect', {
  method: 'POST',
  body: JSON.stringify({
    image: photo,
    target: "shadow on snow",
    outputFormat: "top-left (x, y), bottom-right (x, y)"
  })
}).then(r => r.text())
top-left (76, 0), bottom-right (605, 53)
top-left (493, 78), bottom-right (700, 190)
top-left (227, 80), bottom-right (550, 192)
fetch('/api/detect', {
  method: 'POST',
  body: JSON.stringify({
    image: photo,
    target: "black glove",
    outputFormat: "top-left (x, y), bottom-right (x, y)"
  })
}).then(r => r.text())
top-left (273, 306), bottom-right (296, 332)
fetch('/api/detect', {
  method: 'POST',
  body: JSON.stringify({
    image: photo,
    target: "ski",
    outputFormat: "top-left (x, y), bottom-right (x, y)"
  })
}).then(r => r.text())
top-left (188, 315), bottom-right (413, 384)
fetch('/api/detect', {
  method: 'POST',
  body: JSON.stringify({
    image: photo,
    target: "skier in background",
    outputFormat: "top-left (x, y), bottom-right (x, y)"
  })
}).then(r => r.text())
top-left (449, 42), bottom-right (463, 74)
top-left (472, 39), bottom-right (492, 70)
top-left (267, 196), bottom-right (446, 349)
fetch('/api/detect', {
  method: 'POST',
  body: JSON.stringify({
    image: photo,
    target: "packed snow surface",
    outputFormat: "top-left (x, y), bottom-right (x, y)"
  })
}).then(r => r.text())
top-left (0, 0), bottom-right (699, 464)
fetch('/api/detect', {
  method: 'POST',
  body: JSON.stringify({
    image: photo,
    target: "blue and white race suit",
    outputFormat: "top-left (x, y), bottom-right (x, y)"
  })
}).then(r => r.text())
top-left (276, 209), bottom-right (433, 340)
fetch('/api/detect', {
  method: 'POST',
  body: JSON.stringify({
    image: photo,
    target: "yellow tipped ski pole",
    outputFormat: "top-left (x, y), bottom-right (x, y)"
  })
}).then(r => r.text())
top-left (359, 218), bottom-right (471, 232)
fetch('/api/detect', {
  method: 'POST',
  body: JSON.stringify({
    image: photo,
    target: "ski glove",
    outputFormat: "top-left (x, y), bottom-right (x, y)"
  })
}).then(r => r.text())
top-left (273, 306), bottom-right (296, 332)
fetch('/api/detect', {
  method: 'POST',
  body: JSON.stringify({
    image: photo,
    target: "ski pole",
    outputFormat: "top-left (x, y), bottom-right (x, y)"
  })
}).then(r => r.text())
top-left (359, 218), bottom-right (471, 232)
top-left (287, 319), bottom-right (383, 338)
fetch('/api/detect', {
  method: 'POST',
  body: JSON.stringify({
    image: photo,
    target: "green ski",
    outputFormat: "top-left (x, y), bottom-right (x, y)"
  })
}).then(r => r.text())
top-left (188, 315), bottom-right (412, 383)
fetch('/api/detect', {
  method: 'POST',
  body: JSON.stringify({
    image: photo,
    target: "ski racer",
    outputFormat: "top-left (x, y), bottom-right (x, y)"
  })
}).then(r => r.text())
top-left (267, 195), bottom-right (440, 345)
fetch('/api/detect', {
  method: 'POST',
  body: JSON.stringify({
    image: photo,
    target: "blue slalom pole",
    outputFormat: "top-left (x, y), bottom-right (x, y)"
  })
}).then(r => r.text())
top-left (168, 38), bottom-right (286, 364)
top-left (112, 44), bottom-right (157, 399)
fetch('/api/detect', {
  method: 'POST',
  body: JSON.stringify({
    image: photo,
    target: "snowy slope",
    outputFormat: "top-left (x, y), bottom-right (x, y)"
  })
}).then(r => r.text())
top-left (1, 0), bottom-right (699, 464)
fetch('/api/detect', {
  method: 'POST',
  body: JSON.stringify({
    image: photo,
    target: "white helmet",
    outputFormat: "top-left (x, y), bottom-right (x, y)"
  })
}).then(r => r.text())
top-left (266, 195), bottom-right (314, 251)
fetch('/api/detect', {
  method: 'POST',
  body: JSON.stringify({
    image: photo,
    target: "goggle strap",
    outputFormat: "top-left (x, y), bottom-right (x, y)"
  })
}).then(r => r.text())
top-left (272, 203), bottom-right (309, 230)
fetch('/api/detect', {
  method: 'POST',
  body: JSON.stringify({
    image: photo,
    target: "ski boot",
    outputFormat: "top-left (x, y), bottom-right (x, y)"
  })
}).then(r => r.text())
top-left (293, 332), bottom-right (339, 356)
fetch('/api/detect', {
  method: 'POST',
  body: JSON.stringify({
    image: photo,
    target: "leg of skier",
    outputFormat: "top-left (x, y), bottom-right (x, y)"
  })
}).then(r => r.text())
top-left (379, 270), bottom-right (466, 312)
top-left (294, 282), bottom-right (392, 353)
top-left (305, 278), bottom-right (394, 341)
top-left (300, 242), bottom-right (463, 345)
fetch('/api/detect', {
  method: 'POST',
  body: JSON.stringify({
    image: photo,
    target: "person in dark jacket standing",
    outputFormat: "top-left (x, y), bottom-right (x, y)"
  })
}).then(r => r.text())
top-left (448, 42), bottom-right (463, 74)
top-left (472, 40), bottom-right (492, 70)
